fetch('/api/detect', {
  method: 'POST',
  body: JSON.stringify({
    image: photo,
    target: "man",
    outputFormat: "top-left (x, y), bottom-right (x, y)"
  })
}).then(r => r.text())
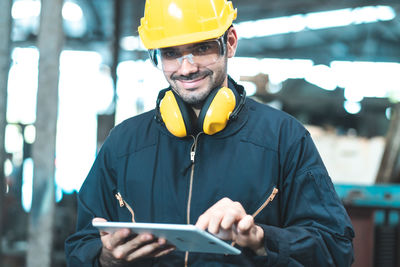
top-left (65, 0), bottom-right (354, 266)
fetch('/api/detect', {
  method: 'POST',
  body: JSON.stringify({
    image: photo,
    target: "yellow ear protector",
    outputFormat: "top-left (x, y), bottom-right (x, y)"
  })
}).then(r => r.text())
top-left (155, 85), bottom-right (245, 137)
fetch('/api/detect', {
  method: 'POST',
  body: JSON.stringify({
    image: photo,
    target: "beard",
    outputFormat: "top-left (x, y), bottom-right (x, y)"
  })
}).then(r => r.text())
top-left (166, 59), bottom-right (228, 107)
top-left (170, 69), bottom-right (214, 105)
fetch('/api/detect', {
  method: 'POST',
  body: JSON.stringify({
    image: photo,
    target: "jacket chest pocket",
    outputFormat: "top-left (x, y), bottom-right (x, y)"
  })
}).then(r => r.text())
top-left (116, 148), bottom-right (158, 222)
top-left (239, 185), bottom-right (280, 226)
top-left (250, 186), bottom-right (279, 223)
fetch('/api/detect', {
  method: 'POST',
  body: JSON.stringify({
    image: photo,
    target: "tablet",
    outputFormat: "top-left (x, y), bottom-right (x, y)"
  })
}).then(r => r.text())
top-left (92, 221), bottom-right (241, 255)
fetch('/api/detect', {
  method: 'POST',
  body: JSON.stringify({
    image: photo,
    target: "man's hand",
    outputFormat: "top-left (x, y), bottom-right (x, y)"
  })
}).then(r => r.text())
top-left (195, 198), bottom-right (266, 255)
top-left (93, 218), bottom-right (175, 266)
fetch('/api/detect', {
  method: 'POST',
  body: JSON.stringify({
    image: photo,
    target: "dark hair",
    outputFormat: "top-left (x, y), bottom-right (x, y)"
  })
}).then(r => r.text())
top-left (223, 25), bottom-right (233, 43)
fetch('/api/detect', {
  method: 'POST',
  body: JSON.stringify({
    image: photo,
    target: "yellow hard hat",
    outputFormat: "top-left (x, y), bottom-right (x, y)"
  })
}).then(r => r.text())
top-left (138, 0), bottom-right (237, 49)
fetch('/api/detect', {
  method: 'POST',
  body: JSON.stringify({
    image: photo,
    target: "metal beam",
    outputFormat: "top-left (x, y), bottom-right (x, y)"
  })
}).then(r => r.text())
top-left (96, 0), bottom-right (120, 151)
top-left (26, 0), bottom-right (64, 266)
top-left (0, 0), bottom-right (13, 264)
top-left (232, 0), bottom-right (399, 22)
top-left (376, 103), bottom-right (400, 183)
top-left (236, 22), bottom-right (400, 62)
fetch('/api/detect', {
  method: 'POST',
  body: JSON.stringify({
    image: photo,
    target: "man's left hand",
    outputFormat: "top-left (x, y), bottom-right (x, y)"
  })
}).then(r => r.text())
top-left (195, 197), bottom-right (266, 255)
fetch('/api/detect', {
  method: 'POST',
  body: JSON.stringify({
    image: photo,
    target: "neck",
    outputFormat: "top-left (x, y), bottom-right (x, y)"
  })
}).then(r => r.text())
top-left (192, 107), bottom-right (201, 117)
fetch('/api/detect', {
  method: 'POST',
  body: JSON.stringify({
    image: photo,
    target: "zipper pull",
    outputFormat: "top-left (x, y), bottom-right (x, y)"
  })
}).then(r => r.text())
top-left (251, 187), bottom-right (279, 218)
top-left (114, 191), bottom-right (136, 222)
top-left (190, 133), bottom-right (201, 163)
top-left (190, 151), bottom-right (195, 162)
top-left (268, 188), bottom-right (279, 202)
top-left (115, 192), bottom-right (125, 207)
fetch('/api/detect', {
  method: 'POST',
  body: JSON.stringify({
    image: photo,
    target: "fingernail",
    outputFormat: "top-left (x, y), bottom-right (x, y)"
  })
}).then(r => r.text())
top-left (122, 229), bottom-right (130, 236)
top-left (141, 234), bottom-right (153, 241)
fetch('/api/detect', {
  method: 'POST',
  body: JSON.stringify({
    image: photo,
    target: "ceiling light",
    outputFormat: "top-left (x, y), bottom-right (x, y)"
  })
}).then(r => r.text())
top-left (120, 36), bottom-right (146, 51)
top-left (304, 64), bottom-right (337, 91)
top-left (344, 101), bottom-right (362, 114)
top-left (236, 5), bottom-right (396, 39)
top-left (385, 107), bottom-right (392, 120)
top-left (62, 1), bottom-right (83, 22)
top-left (12, 0), bottom-right (41, 20)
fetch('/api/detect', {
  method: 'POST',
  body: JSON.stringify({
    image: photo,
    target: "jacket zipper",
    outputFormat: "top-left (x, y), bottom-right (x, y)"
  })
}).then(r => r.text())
top-left (185, 133), bottom-right (202, 267)
top-left (114, 192), bottom-right (136, 222)
top-left (252, 186), bottom-right (279, 218)
top-left (230, 186), bottom-right (279, 247)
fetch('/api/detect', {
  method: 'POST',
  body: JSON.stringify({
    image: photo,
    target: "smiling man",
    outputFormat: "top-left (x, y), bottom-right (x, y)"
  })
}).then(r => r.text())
top-left (65, 0), bottom-right (355, 266)
top-left (157, 31), bottom-right (233, 112)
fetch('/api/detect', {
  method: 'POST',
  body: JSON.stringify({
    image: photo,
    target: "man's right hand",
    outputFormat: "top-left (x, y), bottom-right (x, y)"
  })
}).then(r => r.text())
top-left (93, 218), bottom-right (175, 266)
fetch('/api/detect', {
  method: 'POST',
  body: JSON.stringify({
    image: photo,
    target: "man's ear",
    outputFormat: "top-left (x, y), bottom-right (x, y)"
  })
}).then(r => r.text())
top-left (226, 26), bottom-right (238, 58)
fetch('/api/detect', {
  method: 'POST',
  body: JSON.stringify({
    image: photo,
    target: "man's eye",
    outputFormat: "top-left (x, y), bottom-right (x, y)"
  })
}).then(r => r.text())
top-left (161, 50), bottom-right (179, 59)
top-left (194, 43), bottom-right (212, 54)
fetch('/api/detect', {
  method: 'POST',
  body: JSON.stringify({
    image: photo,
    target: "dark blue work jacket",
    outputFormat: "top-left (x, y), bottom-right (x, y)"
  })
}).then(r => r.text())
top-left (65, 80), bottom-right (354, 266)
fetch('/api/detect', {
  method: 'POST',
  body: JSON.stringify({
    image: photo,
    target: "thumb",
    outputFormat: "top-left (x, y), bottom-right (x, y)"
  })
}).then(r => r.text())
top-left (93, 217), bottom-right (107, 223)
top-left (92, 217), bottom-right (109, 237)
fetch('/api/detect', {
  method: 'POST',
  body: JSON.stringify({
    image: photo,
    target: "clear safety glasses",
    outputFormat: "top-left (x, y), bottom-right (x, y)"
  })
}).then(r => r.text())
top-left (149, 35), bottom-right (226, 72)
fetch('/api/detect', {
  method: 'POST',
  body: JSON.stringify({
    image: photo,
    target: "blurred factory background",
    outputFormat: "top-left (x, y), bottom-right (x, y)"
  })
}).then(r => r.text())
top-left (0, 0), bottom-right (400, 266)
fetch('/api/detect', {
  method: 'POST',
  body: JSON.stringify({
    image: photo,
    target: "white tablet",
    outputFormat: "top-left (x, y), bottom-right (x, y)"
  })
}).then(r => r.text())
top-left (92, 221), bottom-right (241, 255)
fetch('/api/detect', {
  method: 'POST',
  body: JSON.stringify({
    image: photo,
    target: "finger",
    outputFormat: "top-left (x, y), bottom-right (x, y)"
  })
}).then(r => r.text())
top-left (110, 233), bottom-right (154, 259)
top-left (237, 215), bottom-right (254, 234)
top-left (220, 206), bottom-right (244, 230)
top-left (151, 238), bottom-right (175, 257)
top-left (220, 212), bottom-right (236, 230)
top-left (153, 246), bottom-right (176, 257)
top-left (195, 214), bottom-right (209, 230)
top-left (158, 238), bottom-right (167, 245)
top-left (214, 228), bottom-right (232, 240)
top-left (207, 210), bottom-right (224, 234)
top-left (125, 233), bottom-right (155, 251)
top-left (125, 241), bottom-right (168, 261)
top-left (101, 228), bottom-right (133, 251)
top-left (234, 223), bottom-right (264, 250)
top-left (196, 198), bottom-right (242, 232)
top-left (92, 217), bottom-right (132, 246)
top-left (220, 201), bottom-right (246, 229)
top-left (93, 217), bottom-right (107, 223)
top-left (92, 217), bottom-right (109, 237)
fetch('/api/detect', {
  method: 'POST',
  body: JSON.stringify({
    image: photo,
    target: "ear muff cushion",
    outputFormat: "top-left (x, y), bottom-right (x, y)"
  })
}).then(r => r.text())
top-left (172, 91), bottom-right (194, 135)
top-left (159, 90), bottom-right (193, 137)
top-left (198, 87), bottom-right (236, 135)
top-left (159, 91), bottom-right (186, 137)
top-left (197, 88), bottom-right (220, 131)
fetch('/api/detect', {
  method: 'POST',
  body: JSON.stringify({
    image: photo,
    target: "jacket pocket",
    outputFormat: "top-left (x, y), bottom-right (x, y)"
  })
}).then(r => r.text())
top-left (113, 189), bottom-right (136, 222)
top-left (251, 185), bottom-right (279, 220)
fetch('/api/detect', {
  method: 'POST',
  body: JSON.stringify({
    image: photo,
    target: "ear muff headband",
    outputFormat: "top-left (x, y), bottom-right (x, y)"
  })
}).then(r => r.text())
top-left (159, 90), bottom-right (188, 138)
top-left (198, 87), bottom-right (236, 135)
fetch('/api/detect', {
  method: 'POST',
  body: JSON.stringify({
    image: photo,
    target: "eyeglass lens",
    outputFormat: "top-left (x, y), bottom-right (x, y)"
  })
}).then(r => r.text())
top-left (155, 39), bottom-right (223, 71)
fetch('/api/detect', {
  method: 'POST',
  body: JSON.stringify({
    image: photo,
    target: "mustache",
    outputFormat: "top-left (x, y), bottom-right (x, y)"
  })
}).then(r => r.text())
top-left (171, 70), bottom-right (212, 81)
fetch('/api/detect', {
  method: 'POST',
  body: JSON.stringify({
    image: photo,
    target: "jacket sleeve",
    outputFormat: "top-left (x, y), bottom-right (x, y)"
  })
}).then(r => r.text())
top-left (259, 131), bottom-right (354, 266)
top-left (65, 135), bottom-right (119, 267)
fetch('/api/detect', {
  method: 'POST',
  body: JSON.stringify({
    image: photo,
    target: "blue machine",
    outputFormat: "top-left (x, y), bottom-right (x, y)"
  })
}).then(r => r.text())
top-left (335, 184), bottom-right (400, 209)
top-left (334, 184), bottom-right (400, 267)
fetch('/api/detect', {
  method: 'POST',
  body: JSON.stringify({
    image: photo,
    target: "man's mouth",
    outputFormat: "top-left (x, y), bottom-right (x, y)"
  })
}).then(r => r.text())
top-left (172, 70), bottom-right (212, 90)
top-left (177, 75), bottom-right (207, 89)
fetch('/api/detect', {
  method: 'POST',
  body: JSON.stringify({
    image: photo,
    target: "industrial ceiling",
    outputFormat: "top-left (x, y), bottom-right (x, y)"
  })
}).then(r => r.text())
top-left (12, 0), bottom-right (400, 137)
top-left (72, 0), bottom-right (400, 63)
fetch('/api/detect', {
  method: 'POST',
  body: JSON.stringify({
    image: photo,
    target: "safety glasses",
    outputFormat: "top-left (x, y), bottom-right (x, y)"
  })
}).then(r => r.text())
top-left (149, 35), bottom-right (226, 72)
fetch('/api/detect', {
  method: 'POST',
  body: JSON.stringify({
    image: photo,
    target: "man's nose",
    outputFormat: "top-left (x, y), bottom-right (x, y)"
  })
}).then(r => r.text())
top-left (178, 54), bottom-right (198, 75)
